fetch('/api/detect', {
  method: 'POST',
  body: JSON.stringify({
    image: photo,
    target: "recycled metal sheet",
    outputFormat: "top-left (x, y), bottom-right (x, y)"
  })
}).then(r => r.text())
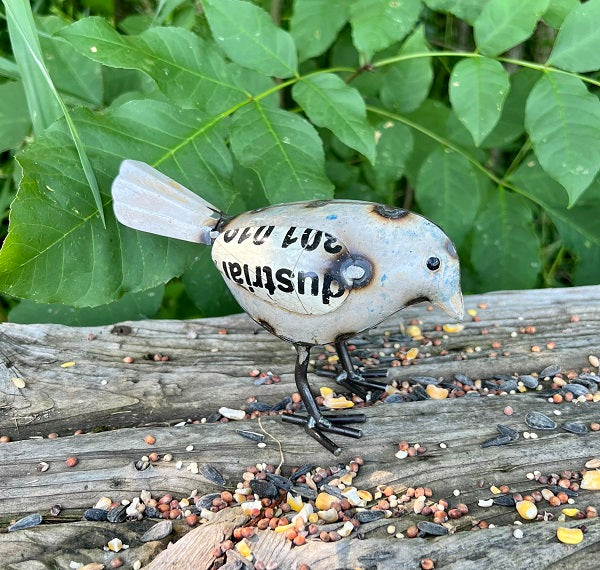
top-left (212, 225), bottom-right (352, 315)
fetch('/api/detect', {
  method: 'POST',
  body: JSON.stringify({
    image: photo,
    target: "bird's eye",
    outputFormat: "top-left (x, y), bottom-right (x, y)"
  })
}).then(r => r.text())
top-left (426, 256), bottom-right (440, 271)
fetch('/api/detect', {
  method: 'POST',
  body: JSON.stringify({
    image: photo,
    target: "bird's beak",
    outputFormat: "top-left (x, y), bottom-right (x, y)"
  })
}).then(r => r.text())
top-left (435, 290), bottom-right (464, 321)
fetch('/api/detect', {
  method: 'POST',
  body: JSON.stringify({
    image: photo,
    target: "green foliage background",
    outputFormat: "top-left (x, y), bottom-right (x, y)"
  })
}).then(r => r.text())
top-left (0, 0), bottom-right (599, 325)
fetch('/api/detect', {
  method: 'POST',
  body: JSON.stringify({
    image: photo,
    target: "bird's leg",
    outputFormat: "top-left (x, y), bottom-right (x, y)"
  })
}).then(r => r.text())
top-left (333, 340), bottom-right (388, 400)
top-left (281, 344), bottom-right (364, 455)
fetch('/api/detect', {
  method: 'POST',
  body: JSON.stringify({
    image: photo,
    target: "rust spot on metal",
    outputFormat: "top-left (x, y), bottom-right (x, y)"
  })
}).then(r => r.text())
top-left (405, 296), bottom-right (429, 308)
top-left (339, 255), bottom-right (373, 289)
top-left (446, 238), bottom-right (458, 259)
top-left (305, 200), bottom-right (332, 208)
top-left (372, 205), bottom-right (409, 220)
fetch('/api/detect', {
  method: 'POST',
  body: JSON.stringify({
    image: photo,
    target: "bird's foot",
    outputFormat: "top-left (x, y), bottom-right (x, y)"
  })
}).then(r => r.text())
top-left (334, 370), bottom-right (388, 401)
top-left (281, 413), bottom-right (365, 456)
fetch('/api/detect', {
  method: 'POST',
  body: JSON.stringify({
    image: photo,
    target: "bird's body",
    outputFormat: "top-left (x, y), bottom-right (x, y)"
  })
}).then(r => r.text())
top-left (112, 160), bottom-right (464, 454)
top-left (213, 200), bottom-right (462, 345)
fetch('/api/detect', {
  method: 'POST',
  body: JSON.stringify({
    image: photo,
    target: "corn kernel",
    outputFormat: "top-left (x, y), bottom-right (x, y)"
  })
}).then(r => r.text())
top-left (557, 527), bottom-right (583, 544)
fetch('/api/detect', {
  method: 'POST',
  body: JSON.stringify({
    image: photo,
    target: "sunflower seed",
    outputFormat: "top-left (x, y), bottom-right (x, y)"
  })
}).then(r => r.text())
top-left (417, 521), bottom-right (448, 536)
top-left (249, 479), bottom-right (278, 499)
top-left (540, 364), bottom-right (561, 378)
top-left (564, 384), bottom-right (589, 397)
top-left (412, 385), bottom-right (430, 400)
top-left (481, 434), bottom-right (513, 448)
top-left (492, 494), bottom-right (516, 507)
top-left (140, 520), bottom-right (172, 542)
top-left (83, 508), bottom-right (108, 522)
top-left (246, 401), bottom-right (272, 413)
top-left (270, 396), bottom-right (292, 412)
top-left (290, 463), bottom-right (313, 482)
top-left (292, 484), bottom-right (317, 500)
top-left (562, 422), bottom-right (588, 435)
top-left (198, 465), bottom-right (225, 486)
top-left (8, 513), bottom-right (42, 532)
top-left (411, 376), bottom-right (441, 386)
top-left (355, 510), bottom-right (386, 523)
top-left (266, 473), bottom-right (293, 491)
top-left (107, 505), bottom-right (127, 523)
top-left (195, 493), bottom-right (221, 510)
top-left (546, 485), bottom-right (577, 497)
top-left (236, 429), bottom-right (265, 442)
top-left (385, 394), bottom-right (404, 403)
top-left (455, 373), bottom-right (474, 386)
top-left (496, 425), bottom-right (519, 441)
top-left (519, 375), bottom-right (539, 389)
top-left (525, 412), bottom-right (557, 430)
top-left (498, 379), bottom-right (518, 392)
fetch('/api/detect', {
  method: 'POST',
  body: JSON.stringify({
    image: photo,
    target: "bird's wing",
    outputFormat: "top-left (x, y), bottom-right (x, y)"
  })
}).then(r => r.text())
top-left (212, 225), bottom-right (365, 316)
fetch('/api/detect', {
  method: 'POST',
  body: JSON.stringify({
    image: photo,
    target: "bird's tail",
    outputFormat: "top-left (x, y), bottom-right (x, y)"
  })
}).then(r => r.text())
top-left (111, 160), bottom-right (221, 245)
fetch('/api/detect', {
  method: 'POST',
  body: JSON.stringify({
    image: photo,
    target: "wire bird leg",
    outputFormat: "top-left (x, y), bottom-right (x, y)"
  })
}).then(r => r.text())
top-left (316, 341), bottom-right (388, 400)
top-left (281, 344), bottom-right (364, 455)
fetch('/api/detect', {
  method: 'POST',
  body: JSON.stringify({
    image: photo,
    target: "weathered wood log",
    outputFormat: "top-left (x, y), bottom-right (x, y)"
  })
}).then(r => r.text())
top-left (0, 286), bottom-right (599, 569)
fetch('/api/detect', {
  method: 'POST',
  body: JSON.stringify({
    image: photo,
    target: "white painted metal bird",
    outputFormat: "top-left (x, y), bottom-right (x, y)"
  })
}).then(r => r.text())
top-left (112, 160), bottom-right (464, 454)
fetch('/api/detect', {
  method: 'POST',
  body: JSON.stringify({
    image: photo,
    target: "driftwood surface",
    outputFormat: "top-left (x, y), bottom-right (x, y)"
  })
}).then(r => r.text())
top-left (0, 285), bottom-right (599, 569)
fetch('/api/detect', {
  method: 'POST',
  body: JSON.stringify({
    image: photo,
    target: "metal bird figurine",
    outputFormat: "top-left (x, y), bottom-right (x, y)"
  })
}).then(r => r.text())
top-left (112, 160), bottom-right (464, 455)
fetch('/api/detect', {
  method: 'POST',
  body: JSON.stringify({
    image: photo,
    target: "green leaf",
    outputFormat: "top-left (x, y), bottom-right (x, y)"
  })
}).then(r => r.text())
top-left (449, 58), bottom-right (510, 146)
top-left (4, 0), bottom-right (61, 134)
top-left (481, 68), bottom-right (539, 149)
top-left (373, 121), bottom-right (414, 189)
top-left (0, 55), bottom-right (20, 80)
top-left (474, 0), bottom-right (550, 56)
top-left (471, 188), bottom-right (541, 291)
top-left (543, 0), bottom-right (580, 28)
top-left (229, 102), bottom-right (333, 204)
top-left (548, 0), bottom-right (600, 72)
top-left (0, 99), bottom-right (237, 306)
top-left (202, 0), bottom-right (297, 78)
top-left (423, 0), bottom-right (490, 24)
top-left (415, 148), bottom-right (481, 250)
top-left (379, 26), bottom-right (433, 114)
top-left (38, 15), bottom-right (103, 107)
top-left (292, 73), bottom-right (375, 163)
top-left (0, 81), bottom-right (30, 152)
top-left (182, 249), bottom-right (241, 317)
top-left (401, 99), bottom-right (451, 185)
top-left (291, 0), bottom-right (349, 61)
top-left (524, 73), bottom-right (600, 206)
top-left (9, 286), bottom-right (164, 326)
top-left (5, 0), bottom-right (105, 226)
top-left (59, 17), bottom-right (247, 113)
top-left (350, 0), bottom-right (421, 59)
top-left (508, 157), bottom-right (600, 279)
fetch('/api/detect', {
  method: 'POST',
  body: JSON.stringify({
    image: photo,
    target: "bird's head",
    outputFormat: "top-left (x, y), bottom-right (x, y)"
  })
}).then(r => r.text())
top-left (409, 223), bottom-right (463, 321)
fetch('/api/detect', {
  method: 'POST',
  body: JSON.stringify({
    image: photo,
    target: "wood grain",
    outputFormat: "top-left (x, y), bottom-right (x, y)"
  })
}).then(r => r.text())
top-left (0, 285), bottom-right (599, 569)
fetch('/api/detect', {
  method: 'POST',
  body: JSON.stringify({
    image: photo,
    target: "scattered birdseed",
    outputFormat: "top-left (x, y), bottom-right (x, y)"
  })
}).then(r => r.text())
top-left (513, 528), bottom-right (524, 539)
top-left (140, 520), bottom-right (173, 542)
top-left (218, 407), bottom-right (246, 420)
top-left (562, 422), bottom-right (588, 435)
top-left (7, 513), bottom-right (42, 532)
top-left (61, 361), bottom-right (76, 368)
top-left (144, 435), bottom-right (156, 445)
top-left (185, 445), bottom-right (194, 452)
top-left (525, 412), bottom-right (557, 430)
top-left (557, 527), bottom-right (583, 544)
top-left (66, 456), bottom-right (78, 467)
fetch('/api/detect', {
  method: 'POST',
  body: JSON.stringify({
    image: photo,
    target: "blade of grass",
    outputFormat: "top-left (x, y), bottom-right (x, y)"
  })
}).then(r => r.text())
top-left (0, 55), bottom-right (20, 79)
top-left (3, 0), bottom-right (106, 226)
